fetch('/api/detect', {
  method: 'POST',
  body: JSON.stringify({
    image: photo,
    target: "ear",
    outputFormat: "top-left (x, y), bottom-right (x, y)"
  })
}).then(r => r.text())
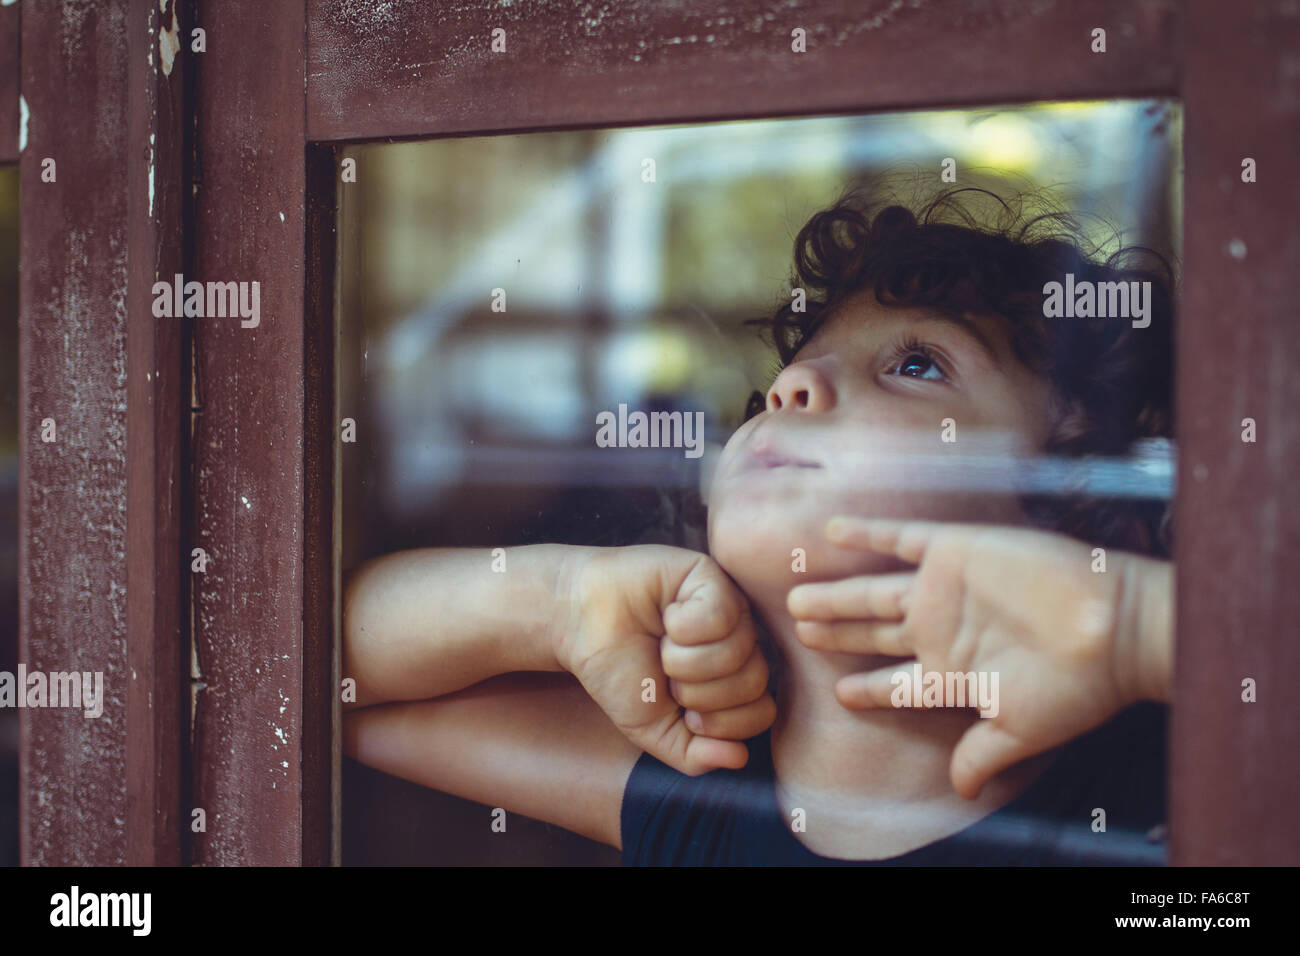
top-left (1044, 393), bottom-right (1091, 451)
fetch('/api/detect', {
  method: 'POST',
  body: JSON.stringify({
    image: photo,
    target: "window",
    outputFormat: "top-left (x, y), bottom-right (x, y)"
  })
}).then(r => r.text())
top-left (338, 101), bottom-right (1181, 864)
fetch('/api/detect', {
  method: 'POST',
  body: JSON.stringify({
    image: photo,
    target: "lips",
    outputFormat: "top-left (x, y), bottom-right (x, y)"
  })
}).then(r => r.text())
top-left (753, 448), bottom-right (821, 470)
top-left (724, 425), bottom-right (824, 479)
top-left (739, 427), bottom-right (823, 473)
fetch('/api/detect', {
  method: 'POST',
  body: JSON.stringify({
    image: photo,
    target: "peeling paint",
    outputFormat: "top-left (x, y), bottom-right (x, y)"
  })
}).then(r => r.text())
top-left (25, 174), bottom-right (132, 861)
top-left (18, 94), bottom-right (27, 153)
top-left (159, 2), bottom-right (180, 76)
top-left (60, 0), bottom-right (96, 60)
top-left (332, 0), bottom-right (411, 34)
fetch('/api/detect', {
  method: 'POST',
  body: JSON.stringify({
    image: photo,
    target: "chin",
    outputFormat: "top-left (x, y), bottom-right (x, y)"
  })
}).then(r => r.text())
top-left (706, 493), bottom-right (894, 605)
top-left (706, 477), bottom-right (1030, 616)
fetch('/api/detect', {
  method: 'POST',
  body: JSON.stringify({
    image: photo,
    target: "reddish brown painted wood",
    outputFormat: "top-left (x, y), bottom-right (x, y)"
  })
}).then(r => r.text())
top-left (1171, 0), bottom-right (1300, 865)
top-left (19, 0), bottom-right (187, 867)
top-left (303, 142), bottom-right (339, 867)
top-left (307, 0), bottom-right (1182, 143)
top-left (0, 1), bottom-right (17, 163)
top-left (124, 0), bottom-right (186, 867)
top-left (191, 0), bottom-right (329, 865)
top-left (19, 0), bottom-right (132, 866)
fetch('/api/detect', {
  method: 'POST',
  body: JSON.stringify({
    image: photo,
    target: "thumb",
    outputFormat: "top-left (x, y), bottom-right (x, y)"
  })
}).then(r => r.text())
top-left (949, 720), bottom-right (1036, 800)
top-left (592, 639), bottom-right (748, 776)
top-left (663, 558), bottom-right (746, 647)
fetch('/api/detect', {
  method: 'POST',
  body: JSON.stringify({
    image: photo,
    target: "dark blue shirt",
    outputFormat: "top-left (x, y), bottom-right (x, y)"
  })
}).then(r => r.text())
top-left (621, 703), bottom-right (1167, 866)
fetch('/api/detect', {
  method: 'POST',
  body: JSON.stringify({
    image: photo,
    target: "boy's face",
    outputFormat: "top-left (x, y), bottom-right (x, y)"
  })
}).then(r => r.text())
top-left (707, 292), bottom-right (1055, 595)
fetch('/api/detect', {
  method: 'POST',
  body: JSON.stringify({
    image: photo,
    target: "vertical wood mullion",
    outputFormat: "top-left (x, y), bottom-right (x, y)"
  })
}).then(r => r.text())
top-left (124, 0), bottom-right (187, 868)
top-left (1172, 0), bottom-right (1300, 865)
top-left (190, 0), bottom-right (323, 865)
top-left (19, 0), bottom-right (186, 868)
top-left (303, 142), bottom-right (339, 867)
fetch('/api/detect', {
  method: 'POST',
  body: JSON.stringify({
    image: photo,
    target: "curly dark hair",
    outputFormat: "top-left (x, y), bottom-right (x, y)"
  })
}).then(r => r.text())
top-left (745, 184), bottom-right (1177, 557)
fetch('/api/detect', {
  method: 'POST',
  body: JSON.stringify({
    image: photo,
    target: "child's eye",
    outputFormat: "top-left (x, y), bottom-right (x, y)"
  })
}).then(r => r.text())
top-left (885, 343), bottom-right (948, 382)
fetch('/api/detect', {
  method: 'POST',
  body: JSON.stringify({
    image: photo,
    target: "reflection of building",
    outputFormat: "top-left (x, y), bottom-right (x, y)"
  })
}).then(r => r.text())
top-left (346, 103), bottom-right (1180, 520)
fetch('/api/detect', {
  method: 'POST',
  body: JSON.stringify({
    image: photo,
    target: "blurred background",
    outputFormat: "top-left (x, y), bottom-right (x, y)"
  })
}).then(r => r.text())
top-left (337, 100), bottom-right (1183, 864)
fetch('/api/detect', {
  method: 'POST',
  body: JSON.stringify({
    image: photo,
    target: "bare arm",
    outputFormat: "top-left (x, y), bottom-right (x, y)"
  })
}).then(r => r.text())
top-left (1122, 553), bottom-right (1174, 704)
top-left (342, 545), bottom-right (582, 709)
top-left (341, 542), bottom-right (776, 848)
top-left (344, 672), bottom-right (641, 848)
top-left (342, 544), bottom-right (640, 847)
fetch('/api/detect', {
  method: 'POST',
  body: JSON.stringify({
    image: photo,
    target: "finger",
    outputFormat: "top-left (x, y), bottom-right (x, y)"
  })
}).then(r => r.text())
top-left (788, 574), bottom-right (913, 622)
top-left (683, 694), bottom-right (778, 741)
top-left (663, 563), bottom-right (748, 647)
top-left (796, 619), bottom-right (911, 657)
top-left (825, 517), bottom-right (948, 565)
top-left (833, 665), bottom-right (917, 710)
top-left (669, 649), bottom-right (769, 711)
top-left (949, 721), bottom-right (1037, 800)
top-left (661, 624), bottom-right (753, 682)
top-left (630, 708), bottom-right (751, 776)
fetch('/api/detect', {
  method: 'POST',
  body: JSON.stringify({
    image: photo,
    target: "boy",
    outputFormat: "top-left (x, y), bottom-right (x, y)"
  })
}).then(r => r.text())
top-left (342, 186), bottom-right (1175, 864)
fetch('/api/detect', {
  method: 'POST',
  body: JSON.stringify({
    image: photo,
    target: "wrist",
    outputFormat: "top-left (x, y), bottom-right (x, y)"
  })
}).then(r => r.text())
top-left (548, 545), bottom-right (603, 674)
top-left (1134, 556), bottom-right (1173, 702)
top-left (1112, 553), bottom-right (1173, 704)
top-left (483, 544), bottom-right (596, 676)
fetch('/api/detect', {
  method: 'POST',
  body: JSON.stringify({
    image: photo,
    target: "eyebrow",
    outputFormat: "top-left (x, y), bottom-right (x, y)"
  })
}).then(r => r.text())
top-left (911, 309), bottom-right (1002, 367)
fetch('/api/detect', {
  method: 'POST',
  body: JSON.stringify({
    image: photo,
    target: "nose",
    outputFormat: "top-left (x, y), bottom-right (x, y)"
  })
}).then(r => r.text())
top-left (766, 361), bottom-right (835, 413)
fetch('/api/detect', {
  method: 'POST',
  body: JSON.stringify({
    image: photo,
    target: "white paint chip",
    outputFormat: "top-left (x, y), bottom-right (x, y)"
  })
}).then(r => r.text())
top-left (18, 94), bottom-right (27, 153)
top-left (279, 211), bottom-right (285, 222)
top-left (159, 5), bottom-right (181, 76)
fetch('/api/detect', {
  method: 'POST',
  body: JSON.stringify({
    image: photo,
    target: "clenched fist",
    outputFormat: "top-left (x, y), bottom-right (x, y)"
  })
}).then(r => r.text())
top-left (554, 545), bottom-right (777, 776)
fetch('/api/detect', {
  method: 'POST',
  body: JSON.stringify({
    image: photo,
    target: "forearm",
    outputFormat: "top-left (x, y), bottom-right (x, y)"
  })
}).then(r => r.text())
top-left (342, 544), bottom-right (590, 708)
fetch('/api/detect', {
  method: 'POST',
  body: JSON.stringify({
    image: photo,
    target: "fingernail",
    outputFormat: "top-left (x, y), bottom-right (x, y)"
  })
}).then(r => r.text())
top-left (685, 709), bottom-right (703, 732)
top-left (826, 516), bottom-right (858, 542)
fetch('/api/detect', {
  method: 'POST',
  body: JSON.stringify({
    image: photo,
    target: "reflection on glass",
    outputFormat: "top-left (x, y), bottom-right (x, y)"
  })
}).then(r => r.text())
top-left (338, 102), bottom-right (1181, 866)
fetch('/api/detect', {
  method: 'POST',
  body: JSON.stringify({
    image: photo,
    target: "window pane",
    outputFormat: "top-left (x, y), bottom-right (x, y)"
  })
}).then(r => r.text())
top-left (338, 101), bottom-right (1181, 865)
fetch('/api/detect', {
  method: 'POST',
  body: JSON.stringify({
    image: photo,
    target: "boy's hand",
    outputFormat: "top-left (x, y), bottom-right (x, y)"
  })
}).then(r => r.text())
top-left (787, 518), bottom-right (1169, 799)
top-left (554, 546), bottom-right (776, 777)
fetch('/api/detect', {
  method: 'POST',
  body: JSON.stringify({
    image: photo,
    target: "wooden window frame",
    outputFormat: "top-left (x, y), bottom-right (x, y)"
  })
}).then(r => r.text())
top-left (12, 0), bottom-right (1299, 865)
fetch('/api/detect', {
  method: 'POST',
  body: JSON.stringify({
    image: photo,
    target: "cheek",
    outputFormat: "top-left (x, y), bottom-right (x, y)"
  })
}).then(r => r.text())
top-left (704, 403), bottom-right (1047, 590)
